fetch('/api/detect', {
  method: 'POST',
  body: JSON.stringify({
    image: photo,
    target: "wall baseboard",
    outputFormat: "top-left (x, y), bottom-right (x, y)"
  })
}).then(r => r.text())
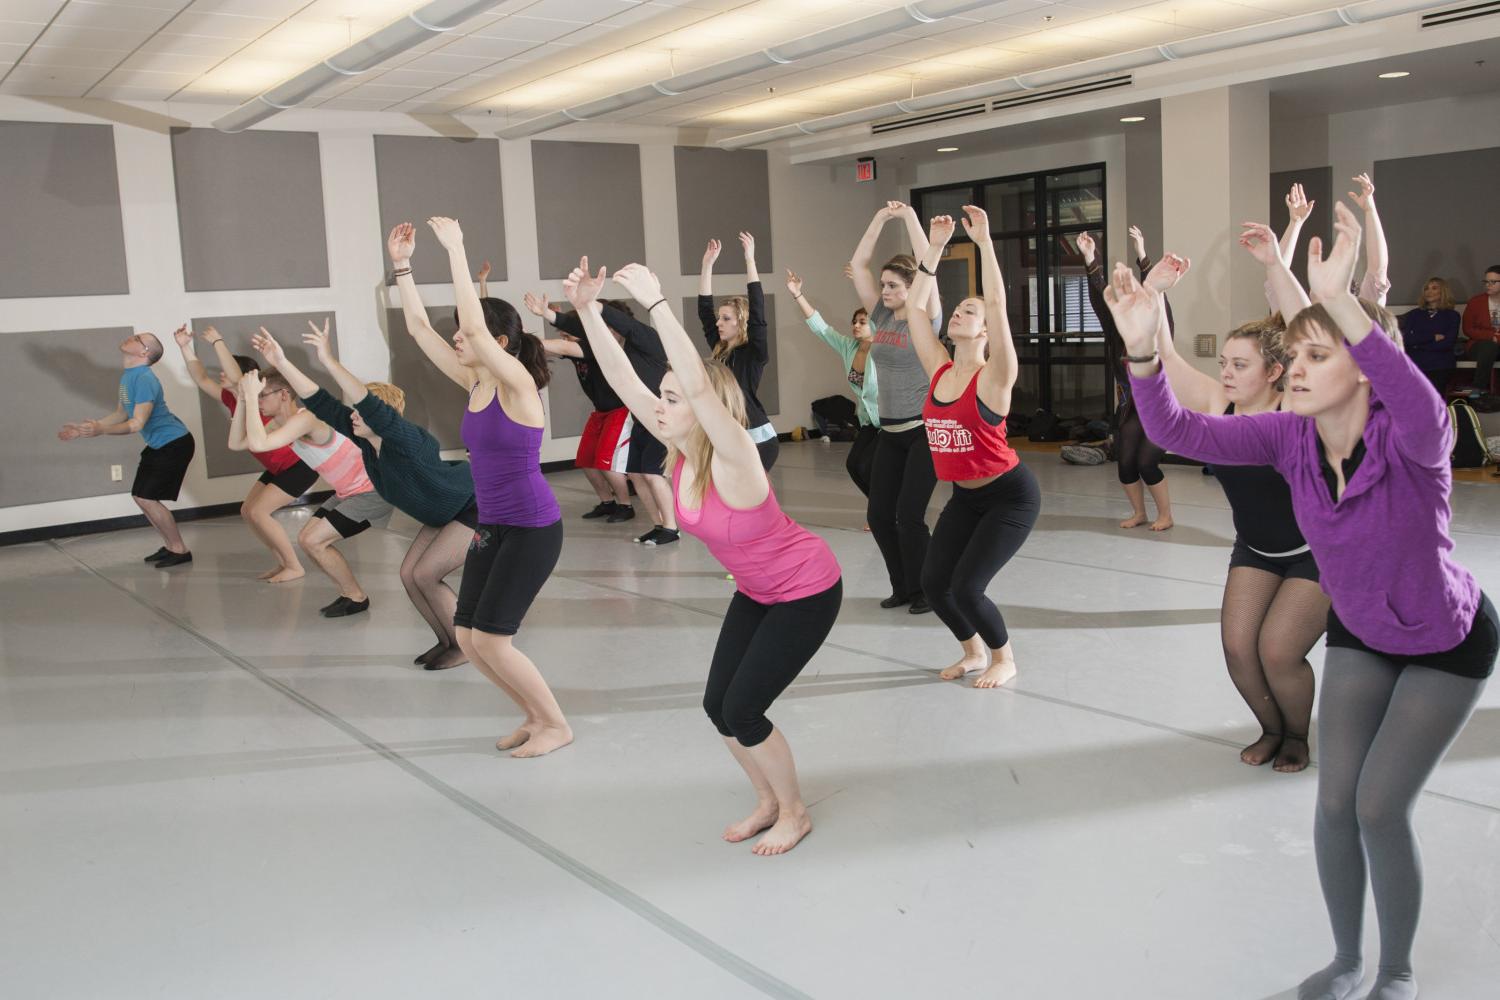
top-left (0, 491), bottom-right (333, 548)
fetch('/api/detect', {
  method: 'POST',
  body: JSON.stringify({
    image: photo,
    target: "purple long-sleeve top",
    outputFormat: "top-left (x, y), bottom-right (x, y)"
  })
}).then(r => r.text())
top-left (1129, 326), bottom-right (1479, 655)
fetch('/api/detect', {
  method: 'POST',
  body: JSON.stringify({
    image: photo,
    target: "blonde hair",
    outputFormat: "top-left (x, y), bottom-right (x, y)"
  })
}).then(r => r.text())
top-left (663, 359), bottom-right (749, 508)
top-left (1225, 313), bottom-right (1288, 386)
top-left (1284, 302), bottom-right (1402, 350)
top-left (364, 381), bottom-right (406, 414)
top-left (1417, 277), bottom-right (1456, 311)
top-left (711, 296), bottom-right (750, 360)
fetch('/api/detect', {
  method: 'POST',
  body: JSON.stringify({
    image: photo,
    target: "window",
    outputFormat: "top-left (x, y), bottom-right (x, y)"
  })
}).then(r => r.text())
top-left (914, 164), bottom-right (1110, 419)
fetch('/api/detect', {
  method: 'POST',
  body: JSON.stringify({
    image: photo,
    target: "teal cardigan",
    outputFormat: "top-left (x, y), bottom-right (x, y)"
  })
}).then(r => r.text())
top-left (804, 311), bottom-right (880, 427)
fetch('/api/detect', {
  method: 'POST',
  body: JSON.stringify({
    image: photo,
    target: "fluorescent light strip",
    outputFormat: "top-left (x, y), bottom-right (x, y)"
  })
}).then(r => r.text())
top-left (213, 0), bottom-right (497, 132)
top-left (493, 0), bottom-right (1019, 139)
top-left (718, 0), bottom-right (1452, 149)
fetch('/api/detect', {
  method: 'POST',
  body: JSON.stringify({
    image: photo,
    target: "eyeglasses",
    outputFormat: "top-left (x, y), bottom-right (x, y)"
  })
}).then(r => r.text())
top-left (1484, 278), bottom-right (1500, 285)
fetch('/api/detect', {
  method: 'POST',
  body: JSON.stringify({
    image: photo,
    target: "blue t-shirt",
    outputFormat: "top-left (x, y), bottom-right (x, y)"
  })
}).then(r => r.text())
top-left (119, 366), bottom-right (189, 449)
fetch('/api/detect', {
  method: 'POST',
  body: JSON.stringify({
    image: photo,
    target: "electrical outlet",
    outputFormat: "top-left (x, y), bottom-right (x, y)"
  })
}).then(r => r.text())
top-left (110, 464), bottom-right (123, 482)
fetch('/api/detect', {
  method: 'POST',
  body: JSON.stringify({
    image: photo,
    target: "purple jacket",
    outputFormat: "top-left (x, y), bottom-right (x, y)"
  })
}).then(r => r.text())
top-left (1129, 327), bottom-right (1478, 655)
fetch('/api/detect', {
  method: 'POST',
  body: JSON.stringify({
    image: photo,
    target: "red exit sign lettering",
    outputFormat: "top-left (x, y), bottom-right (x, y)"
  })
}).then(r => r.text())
top-left (855, 157), bottom-right (876, 183)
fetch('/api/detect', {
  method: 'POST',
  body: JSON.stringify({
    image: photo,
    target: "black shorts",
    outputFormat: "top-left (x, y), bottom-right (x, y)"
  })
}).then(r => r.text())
top-left (454, 519), bottom-right (563, 636)
top-left (1228, 539), bottom-right (1320, 583)
top-left (626, 422), bottom-right (667, 475)
top-left (132, 433), bottom-right (195, 501)
top-left (452, 499), bottom-right (480, 529)
top-left (1327, 592), bottom-right (1497, 680)
top-left (256, 460), bottom-right (318, 499)
top-left (312, 491), bottom-right (393, 539)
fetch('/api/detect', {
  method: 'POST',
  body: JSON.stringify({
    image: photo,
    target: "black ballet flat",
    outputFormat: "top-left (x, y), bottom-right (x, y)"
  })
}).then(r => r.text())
top-left (879, 594), bottom-right (910, 609)
top-left (143, 547), bottom-right (170, 562)
top-left (908, 595), bottom-right (932, 615)
top-left (153, 551), bottom-right (192, 568)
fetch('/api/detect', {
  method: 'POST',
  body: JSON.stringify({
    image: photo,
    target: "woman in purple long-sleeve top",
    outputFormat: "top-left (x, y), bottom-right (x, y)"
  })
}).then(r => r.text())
top-left (1105, 202), bottom-right (1493, 1000)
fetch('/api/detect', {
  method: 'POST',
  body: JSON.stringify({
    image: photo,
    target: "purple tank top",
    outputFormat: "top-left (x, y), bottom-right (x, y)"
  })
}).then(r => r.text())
top-left (461, 389), bottom-right (560, 527)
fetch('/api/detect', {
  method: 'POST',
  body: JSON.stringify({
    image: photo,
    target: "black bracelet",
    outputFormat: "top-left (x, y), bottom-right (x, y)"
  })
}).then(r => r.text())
top-left (793, 292), bottom-right (805, 300)
top-left (391, 267), bottom-right (412, 278)
top-left (917, 262), bottom-right (935, 276)
top-left (1123, 352), bottom-right (1160, 364)
top-left (647, 297), bottom-right (667, 312)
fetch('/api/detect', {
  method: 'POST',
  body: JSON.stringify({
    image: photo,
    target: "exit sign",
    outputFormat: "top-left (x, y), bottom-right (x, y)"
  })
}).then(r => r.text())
top-left (855, 157), bottom-right (876, 183)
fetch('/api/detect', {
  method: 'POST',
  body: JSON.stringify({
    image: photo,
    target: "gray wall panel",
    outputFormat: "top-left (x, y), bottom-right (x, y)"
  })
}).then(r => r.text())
top-left (675, 147), bottom-right (773, 276)
top-left (386, 307), bottom-right (468, 450)
top-left (375, 134), bottom-right (506, 285)
top-left (681, 294), bottom-right (779, 416)
top-left (531, 141), bottom-right (645, 280)
top-left (189, 313), bottom-right (340, 479)
top-left (172, 128), bottom-right (330, 292)
top-left (1374, 148), bottom-right (1500, 303)
top-left (1269, 167), bottom-right (1333, 293)
top-left (546, 351), bottom-right (592, 439)
top-left (0, 121), bottom-right (129, 299)
top-left (1, 327), bottom-right (149, 507)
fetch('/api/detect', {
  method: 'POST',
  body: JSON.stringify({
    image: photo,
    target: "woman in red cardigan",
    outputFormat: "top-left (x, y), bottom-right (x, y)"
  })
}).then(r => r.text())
top-left (1459, 264), bottom-right (1500, 398)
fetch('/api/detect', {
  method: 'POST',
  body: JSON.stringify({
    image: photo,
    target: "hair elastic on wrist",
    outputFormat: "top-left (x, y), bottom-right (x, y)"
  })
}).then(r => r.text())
top-left (391, 267), bottom-right (412, 277)
top-left (917, 262), bottom-right (936, 276)
top-left (1123, 352), bottom-right (1160, 364)
top-left (647, 297), bottom-right (668, 312)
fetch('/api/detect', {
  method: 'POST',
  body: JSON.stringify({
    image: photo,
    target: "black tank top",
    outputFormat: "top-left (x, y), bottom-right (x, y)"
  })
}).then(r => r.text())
top-left (1212, 403), bottom-right (1307, 555)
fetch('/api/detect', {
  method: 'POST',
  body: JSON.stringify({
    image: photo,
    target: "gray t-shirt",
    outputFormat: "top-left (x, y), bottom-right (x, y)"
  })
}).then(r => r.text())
top-left (867, 304), bottom-right (930, 422)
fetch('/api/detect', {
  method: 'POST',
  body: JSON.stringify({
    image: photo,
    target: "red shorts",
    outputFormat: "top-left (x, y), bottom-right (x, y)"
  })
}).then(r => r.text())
top-left (576, 407), bottom-right (632, 472)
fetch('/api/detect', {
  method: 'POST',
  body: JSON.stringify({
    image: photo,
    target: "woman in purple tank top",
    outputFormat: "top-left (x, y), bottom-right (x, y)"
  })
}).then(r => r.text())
top-left (564, 254), bottom-right (842, 857)
top-left (392, 217), bottom-right (570, 759)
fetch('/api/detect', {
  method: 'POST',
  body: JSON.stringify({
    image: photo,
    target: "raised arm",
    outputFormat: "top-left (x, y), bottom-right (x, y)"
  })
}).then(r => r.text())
top-left (226, 392), bottom-right (250, 451)
top-left (541, 335), bottom-right (584, 360)
top-left (1141, 255), bottom-right (1222, 414)
top-left (387, 222), bottom-right (469, 390)
top-left (785, 269), bottom-right (818, 321)
top-left (850, 202), bottom-right (900, 312)
top-left (427, 216), bottom-right (533, 395)
top-left (1242, 221), bottom-right (1310, 320)
top-left (234, 370), bottom-right (320, 452)
top-left (561, 258), bottom-right (659, 431)
top-left (1279, 182), bottom-right (1313, 262)
top-left (476, 259), bottom-right (491, 299)
top-left (697, 238), bottom-right (721, 346)
top-left (962, 205), bottom-right (1017, 391)
top-left (1348, 174), bottom-right (1389, 305)
top-left (907, 215), bottom-right (964, 378)
top-left (301, 319), bottom-right (366, 405)
top-left (743, 240), bottom-right (768, 365)
top-left (175, 324), bottom-right (221, 398)
top-left (612, 262), bottom-right (764, 498)
top-left (250, 327), bottom-right (321, 400)
top-left (739, 231), bottom-right (760, 286)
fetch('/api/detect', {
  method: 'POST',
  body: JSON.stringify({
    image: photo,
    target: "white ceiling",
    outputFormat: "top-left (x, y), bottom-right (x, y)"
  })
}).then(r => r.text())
top-left (0, 0), bottom-right (1486, 135)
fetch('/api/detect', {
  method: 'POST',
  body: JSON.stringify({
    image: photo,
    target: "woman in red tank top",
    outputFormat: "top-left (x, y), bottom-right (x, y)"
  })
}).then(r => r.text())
top-left (908, 209), bottom-right (1042, 689)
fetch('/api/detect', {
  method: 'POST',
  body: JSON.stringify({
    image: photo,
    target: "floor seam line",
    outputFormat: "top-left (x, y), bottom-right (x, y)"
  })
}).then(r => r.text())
top-left (48, 541), bottom-right (815, 1000)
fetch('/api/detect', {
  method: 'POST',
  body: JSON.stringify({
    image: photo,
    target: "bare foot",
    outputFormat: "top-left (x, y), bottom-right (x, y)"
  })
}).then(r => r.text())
top-left (1149, 516), bottom-right (1174, 531)
top-left (752, 809), bottom-right (812, 856)
top-left (973, 656), bottom-right (1017, 689)
top-left (425, 646), bottom-right (469, 671)
top-left (1240, 732), bottom-right (1282, 766)
top-left (495, 724), bottom-right (533, 751)
top-left (723, 801), bottom-right (779, 843)
top-left (266, 567), bottom-right (305, 583)
top-left (510, 724), bottom-right (574, 758)
top-left (939, 651), bottom-right (989, 681)
top-left (1120, 513), bottom-right (1147, 529)
top-left (257, 566), bottom-right (282, 580)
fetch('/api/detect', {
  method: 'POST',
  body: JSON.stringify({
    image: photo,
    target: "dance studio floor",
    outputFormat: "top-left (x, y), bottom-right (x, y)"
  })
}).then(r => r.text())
top-left (4, 443), bottom-right (1498, 1000)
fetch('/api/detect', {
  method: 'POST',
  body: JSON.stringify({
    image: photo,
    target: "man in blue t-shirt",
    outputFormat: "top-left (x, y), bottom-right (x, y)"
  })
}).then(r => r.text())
top-left (58, 331), bottom-right (197, 567)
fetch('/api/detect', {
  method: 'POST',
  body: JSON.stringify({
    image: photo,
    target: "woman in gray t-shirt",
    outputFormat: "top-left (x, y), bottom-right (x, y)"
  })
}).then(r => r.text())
top-left (851, 201), bottom-right (944, 614)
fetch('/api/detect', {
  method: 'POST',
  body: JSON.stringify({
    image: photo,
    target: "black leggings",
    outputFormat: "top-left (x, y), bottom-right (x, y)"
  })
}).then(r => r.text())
top-left (704, 579), bottom-right (843, 747)
top-left (756, 435), bottom-right (779, 471)
top-left (1116, 398), bottom-right (1166, 486)
top-left (453, 519), bottom-right (563, 635)
top-left (846, 425), bottom-right (878, 497)
top-left (921, 465), bottom-right (1041, 649)
top-left (867, 425), bottom-right (938, 598)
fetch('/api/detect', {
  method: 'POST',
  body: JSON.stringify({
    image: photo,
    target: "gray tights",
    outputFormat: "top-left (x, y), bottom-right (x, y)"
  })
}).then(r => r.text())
top-left (1298, 647), bottom-right (1485, 1000)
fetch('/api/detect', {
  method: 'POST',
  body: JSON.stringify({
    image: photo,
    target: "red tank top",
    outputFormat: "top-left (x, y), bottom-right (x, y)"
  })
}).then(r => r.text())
top-left (922, 363), bottom-right (1019, 482)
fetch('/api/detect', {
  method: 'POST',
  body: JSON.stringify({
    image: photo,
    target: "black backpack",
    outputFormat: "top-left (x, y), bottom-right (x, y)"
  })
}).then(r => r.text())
top-left (1027, 409), bottom-right (1069, 442)
top-left (810, 395), bottom-right (859, 442)
top-left (1448, 398), bottom-right (1490, 468)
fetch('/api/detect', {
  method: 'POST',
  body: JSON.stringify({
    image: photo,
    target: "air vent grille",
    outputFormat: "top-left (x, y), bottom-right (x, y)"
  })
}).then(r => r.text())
top-left (1422, 1), bottom-right (1500, 28)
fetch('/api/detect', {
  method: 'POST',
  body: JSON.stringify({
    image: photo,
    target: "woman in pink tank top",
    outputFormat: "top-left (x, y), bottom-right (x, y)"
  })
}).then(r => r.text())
top-left (235, 363), bottom-right (387, 619)
top-left (564, 254), bottom-right (841, 857)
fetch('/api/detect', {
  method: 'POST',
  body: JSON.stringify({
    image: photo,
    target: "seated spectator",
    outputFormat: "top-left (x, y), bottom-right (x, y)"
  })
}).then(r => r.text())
top-left (1399, 277), bottom-right (1461, 396)
top-left (1459, 264), bottom-right (1500, 398)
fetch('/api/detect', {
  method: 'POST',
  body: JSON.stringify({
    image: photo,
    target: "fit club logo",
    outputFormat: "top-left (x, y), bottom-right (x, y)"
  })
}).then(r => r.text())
top-left (926, 420), bottom-right (972, 453)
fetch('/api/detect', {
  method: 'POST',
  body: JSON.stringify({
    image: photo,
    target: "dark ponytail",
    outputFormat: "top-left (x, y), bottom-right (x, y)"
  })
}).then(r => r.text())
top-left (464, 296), bottom-right (552, 389)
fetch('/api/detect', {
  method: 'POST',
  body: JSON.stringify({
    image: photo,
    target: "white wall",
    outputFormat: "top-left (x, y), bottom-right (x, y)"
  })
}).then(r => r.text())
top-left (0, 98), bottom-right (878, 534)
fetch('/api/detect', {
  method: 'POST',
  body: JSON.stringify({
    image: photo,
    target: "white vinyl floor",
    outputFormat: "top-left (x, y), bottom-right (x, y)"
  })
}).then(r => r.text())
top-left (3, 442), bottom-right (1498, 1000)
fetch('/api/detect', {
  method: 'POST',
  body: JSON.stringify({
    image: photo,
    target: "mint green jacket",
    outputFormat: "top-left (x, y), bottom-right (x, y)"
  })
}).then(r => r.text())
top-left (805, 311), bottom-right (880, 427)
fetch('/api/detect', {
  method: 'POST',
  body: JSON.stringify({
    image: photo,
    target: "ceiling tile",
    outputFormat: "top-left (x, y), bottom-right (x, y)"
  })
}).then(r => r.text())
top-left (471, 15), bottom-right (588, 43)
top-left (32, 22), bottom-right (152, 50)
top-left (3, 0), bottom-right (68, 23)
top-left (186, 0), bottom-right (306, 15)
top-left (19, 45), bottom-right (130, 69)
top-left (435, 33), bottom-right (538, 59)
top-left (135, 32), bottom-right (247, 57)
top-left (0, 64), bottom-right (104, 94)
top-left (398, 50), bottom-right (510, 75)
top-left (0, 22), bottom-right (48, 45)
top-left (94, 66), bottom-right (198, 88)
top-left (520, 0), bottom-right (637, 22)
top-left (115, 48), bottom-right (224, 74)
top-left (0, 41), bottom-right (30, 62)
top-left (52, 1), bottom-right (183, 32)
top-left (166, 10), bottom-right (280, 39)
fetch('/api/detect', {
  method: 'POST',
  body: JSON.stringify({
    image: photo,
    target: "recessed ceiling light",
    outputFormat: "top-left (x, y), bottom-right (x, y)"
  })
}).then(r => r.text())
top-left (1120, 115), bottom-right (1146, 123)
top-left (937, 146), bottom-right (959, 152)
top-left (1379, 71), bottom-right (1410, 79)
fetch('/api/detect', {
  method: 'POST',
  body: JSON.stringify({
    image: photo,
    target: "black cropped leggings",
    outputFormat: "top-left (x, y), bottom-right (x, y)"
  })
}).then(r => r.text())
top-left (846, 425), bottom-right (878, 496)
top-left (867, 425), bottom-right (938, 599)
top-left (1116, 397), bottom-right (1166, 486)
top-left (921, 465), bottom-right (1041, 649)
top-left (703, 580), bottom-right (843, 747)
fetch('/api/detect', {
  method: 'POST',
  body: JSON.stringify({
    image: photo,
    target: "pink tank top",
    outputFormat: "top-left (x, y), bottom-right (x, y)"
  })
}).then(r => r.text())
top-left (291, 429), bottom-right (373, 499)
top-left (673, 458), bottom-right (841, 604)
